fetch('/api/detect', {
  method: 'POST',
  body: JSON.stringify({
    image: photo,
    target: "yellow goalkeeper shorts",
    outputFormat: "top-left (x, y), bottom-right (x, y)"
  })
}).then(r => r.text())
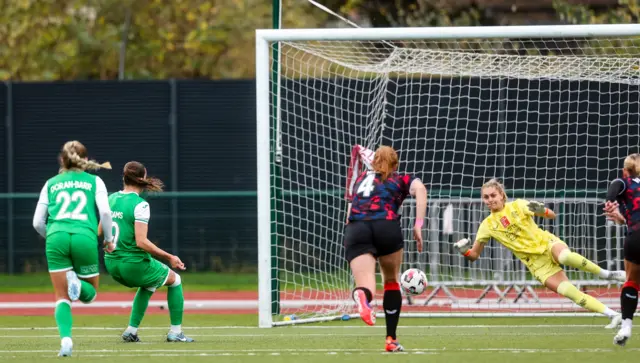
top-left (518, 239), bottom-right (567, 284)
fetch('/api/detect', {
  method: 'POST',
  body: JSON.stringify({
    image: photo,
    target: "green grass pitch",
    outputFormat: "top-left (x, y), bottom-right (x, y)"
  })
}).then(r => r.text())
top-left (1, 314), bottom-right (638, 363)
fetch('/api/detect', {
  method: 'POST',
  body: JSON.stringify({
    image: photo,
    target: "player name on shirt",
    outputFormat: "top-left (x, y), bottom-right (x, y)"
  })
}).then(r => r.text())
top-left (111, 211), bottom-right (124, 219)
top-left (49, 181), bottom-right (93, 193)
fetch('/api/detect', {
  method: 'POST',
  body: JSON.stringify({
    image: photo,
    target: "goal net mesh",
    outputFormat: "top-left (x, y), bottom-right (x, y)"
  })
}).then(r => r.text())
top-left (267, 35), bottom-right (640, 324)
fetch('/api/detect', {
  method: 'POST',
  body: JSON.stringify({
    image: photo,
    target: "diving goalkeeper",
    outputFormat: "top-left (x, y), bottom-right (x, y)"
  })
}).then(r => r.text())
top-left (454, 179), bottom-right (624, 328)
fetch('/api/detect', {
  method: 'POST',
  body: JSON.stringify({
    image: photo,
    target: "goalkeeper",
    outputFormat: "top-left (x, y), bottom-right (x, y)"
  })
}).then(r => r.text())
top-left (454, 179), bottom-right (624, 328)
top-left (101, 161), bottom-right (194, 343)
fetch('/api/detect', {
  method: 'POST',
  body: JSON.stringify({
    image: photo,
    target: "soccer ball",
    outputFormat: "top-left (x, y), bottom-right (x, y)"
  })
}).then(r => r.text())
top-left (400, 268), bottom-right (427, 295)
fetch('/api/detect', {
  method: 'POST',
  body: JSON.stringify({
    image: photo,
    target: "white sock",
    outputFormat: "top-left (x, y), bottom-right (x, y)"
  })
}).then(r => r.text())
top-left (61, 337), bottom-right (73, 347)
top-left (622, 318), bottom-right (633, 331)
top-left (598, 269), bottom-right (611, 279)
top-left (604, 307), bottom-right (618, 318)
top-left (125, 326), bottom-right (138, 334)
top-left (170, 325), bottom-right (181, 334)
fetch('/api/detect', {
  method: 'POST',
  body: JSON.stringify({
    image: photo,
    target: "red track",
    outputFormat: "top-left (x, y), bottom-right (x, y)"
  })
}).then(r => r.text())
top-left (0, 286), bottom-right (620, 316)
top-left (0, 292), bottom-right (256, 316)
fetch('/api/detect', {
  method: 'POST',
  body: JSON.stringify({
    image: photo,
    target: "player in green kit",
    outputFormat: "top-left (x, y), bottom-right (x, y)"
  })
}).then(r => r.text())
top-left (102, 161), bottom-right (193, 343)
top-left (32, 140), bottom-right (114, 357)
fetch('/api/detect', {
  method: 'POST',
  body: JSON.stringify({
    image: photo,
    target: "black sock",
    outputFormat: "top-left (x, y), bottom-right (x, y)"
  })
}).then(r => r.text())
top-left (621, 284), bottom-right (639, 320)
top-left (383, 283), bottom-right (402, 340)
top-left (352, 287), bottom-right (373, 304)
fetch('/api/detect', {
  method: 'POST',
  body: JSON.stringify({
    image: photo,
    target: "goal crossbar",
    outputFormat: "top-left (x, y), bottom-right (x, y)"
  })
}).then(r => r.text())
top-left (257, 24), bottom-right (640, 42)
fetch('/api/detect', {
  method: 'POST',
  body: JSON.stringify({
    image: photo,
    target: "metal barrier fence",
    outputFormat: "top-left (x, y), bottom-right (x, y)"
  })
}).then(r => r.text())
top-left (399, 197), bottom-right (623, 303)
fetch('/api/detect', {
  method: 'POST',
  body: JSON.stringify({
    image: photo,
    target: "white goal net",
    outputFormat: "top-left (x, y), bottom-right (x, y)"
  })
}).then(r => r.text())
top-left (256, 25), bottom-right (640, 327)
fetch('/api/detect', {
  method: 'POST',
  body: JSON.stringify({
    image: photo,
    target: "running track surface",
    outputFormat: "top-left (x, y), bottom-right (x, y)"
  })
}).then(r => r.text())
top-left (0, 292), bottom-right (257, 315)
top-left (0, 287), bottom-right (617, 316)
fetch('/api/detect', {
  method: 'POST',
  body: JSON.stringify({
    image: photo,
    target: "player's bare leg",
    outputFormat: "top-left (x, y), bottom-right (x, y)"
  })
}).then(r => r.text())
top-left (614, 260), bottom-right (640, 346)
top-left (544, 270), bottom-right (621, 328)
top-left (50, 270), bottom-right (74, 357)
top-left (379, 250), bottom-right (404, 352)
top-left (350, 253), bottom-right (377, 326)
top-left (551, 243), bottom-right (625, 282)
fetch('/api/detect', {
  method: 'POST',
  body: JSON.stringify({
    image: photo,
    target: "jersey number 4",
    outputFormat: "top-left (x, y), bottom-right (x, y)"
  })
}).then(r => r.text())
top-left (356, 174), bottom-right (376, 197)
top-left (55, 191), bottom-right (88, 221)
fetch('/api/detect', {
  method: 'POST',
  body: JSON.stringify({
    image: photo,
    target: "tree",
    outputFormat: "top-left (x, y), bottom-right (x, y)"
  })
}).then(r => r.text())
top-left (320, 0), bottom-right (502, 28)
top-left (0, 0), bottom-right (329, 80)
top-left (552, 0), bottom-right (640, 56)
top-left (554, 0), bottom-right (640, 25)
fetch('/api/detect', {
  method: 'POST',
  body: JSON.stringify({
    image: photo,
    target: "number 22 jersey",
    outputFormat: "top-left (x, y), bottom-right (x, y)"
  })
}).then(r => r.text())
top-left (37, 170), bottom-right (104, 239)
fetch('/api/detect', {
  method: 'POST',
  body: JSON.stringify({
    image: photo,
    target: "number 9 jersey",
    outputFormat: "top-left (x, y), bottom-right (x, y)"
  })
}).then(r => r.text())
top-left (349, 171), bottom-right (416, 221)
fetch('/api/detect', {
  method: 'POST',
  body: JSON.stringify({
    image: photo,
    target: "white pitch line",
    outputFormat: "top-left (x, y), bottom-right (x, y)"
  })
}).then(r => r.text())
top-left (0, 298), bottom-right (623, 309)
top-left (0, 347), bottom-right (638, 354)
top-left (0, 331), bottom-right (613, 338)
top-left (0, 300), bottom-right (258, 309)
top-left (0, 324), bottom-right (607, 331)
top-left (36, 352), bottom-right (440, 357)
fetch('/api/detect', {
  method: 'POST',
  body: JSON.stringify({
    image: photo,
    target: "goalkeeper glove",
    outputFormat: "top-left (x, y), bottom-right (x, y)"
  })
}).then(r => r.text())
top-left (454, 238), bottom-right (471, 255)
top-left (527, 201), bottom-right (545, 214)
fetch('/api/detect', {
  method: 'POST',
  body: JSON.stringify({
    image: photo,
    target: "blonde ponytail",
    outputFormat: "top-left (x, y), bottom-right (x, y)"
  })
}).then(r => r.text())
top-left (59, 140), bottom-right (111, 172)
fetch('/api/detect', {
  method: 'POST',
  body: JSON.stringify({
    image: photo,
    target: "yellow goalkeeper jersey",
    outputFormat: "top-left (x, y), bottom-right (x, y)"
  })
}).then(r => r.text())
top-left (475, 199), bottom-right (556, 256)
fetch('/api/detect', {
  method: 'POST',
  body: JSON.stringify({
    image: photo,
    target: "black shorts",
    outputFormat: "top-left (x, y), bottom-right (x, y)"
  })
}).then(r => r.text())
top-left (343, 219), bottom-right (404, 263)
top-left (624, 228), bottom-right (640, 265)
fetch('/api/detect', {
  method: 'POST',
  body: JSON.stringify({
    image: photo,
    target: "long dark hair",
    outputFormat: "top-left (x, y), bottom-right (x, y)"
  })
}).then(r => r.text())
top-left (123, 161), bottom-right (164, 192)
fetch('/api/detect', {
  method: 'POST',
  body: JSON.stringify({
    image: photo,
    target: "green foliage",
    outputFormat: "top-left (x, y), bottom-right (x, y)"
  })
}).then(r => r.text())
top-left (0, 0), bottom-right (328, 80)
top-left (327, 0), bottom-right (485, 28)
top-left (553, 0), bottom-right (640, 56)
top-left (554, 0), bottom-right (640, 25)
top-left (3, 0), bottom-right (640, 80)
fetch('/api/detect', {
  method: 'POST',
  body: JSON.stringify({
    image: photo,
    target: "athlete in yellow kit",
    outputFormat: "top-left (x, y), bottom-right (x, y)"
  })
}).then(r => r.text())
top-left (454, 179), bottom-right (624, 328)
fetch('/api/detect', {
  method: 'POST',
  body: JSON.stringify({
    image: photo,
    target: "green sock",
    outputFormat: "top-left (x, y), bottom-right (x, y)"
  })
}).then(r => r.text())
top-left (129, 288), bottom-right (154, 328)
top-left (55, 300), bottom-right (72, 338)
top-left (78, 280), bottom-right (97, 303)
top-left (168, 284), bottom-right (184, 326)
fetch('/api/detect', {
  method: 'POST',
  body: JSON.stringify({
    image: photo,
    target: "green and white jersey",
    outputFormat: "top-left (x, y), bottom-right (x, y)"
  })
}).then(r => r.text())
top-left (37, 171), bottom-right (105, 239)
top-left (104, 191), bottom-right (151, 261)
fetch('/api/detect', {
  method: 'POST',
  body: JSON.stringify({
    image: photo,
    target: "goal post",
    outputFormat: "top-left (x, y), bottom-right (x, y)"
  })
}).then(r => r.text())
top-left (256, 24), bottom-right (640, 327)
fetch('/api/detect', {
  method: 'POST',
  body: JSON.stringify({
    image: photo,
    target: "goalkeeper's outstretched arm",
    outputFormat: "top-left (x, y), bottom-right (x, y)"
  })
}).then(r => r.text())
top-left (453, 238), bottom-right (485, 262)
top-left (526, 200), bottom-right (556, 219)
